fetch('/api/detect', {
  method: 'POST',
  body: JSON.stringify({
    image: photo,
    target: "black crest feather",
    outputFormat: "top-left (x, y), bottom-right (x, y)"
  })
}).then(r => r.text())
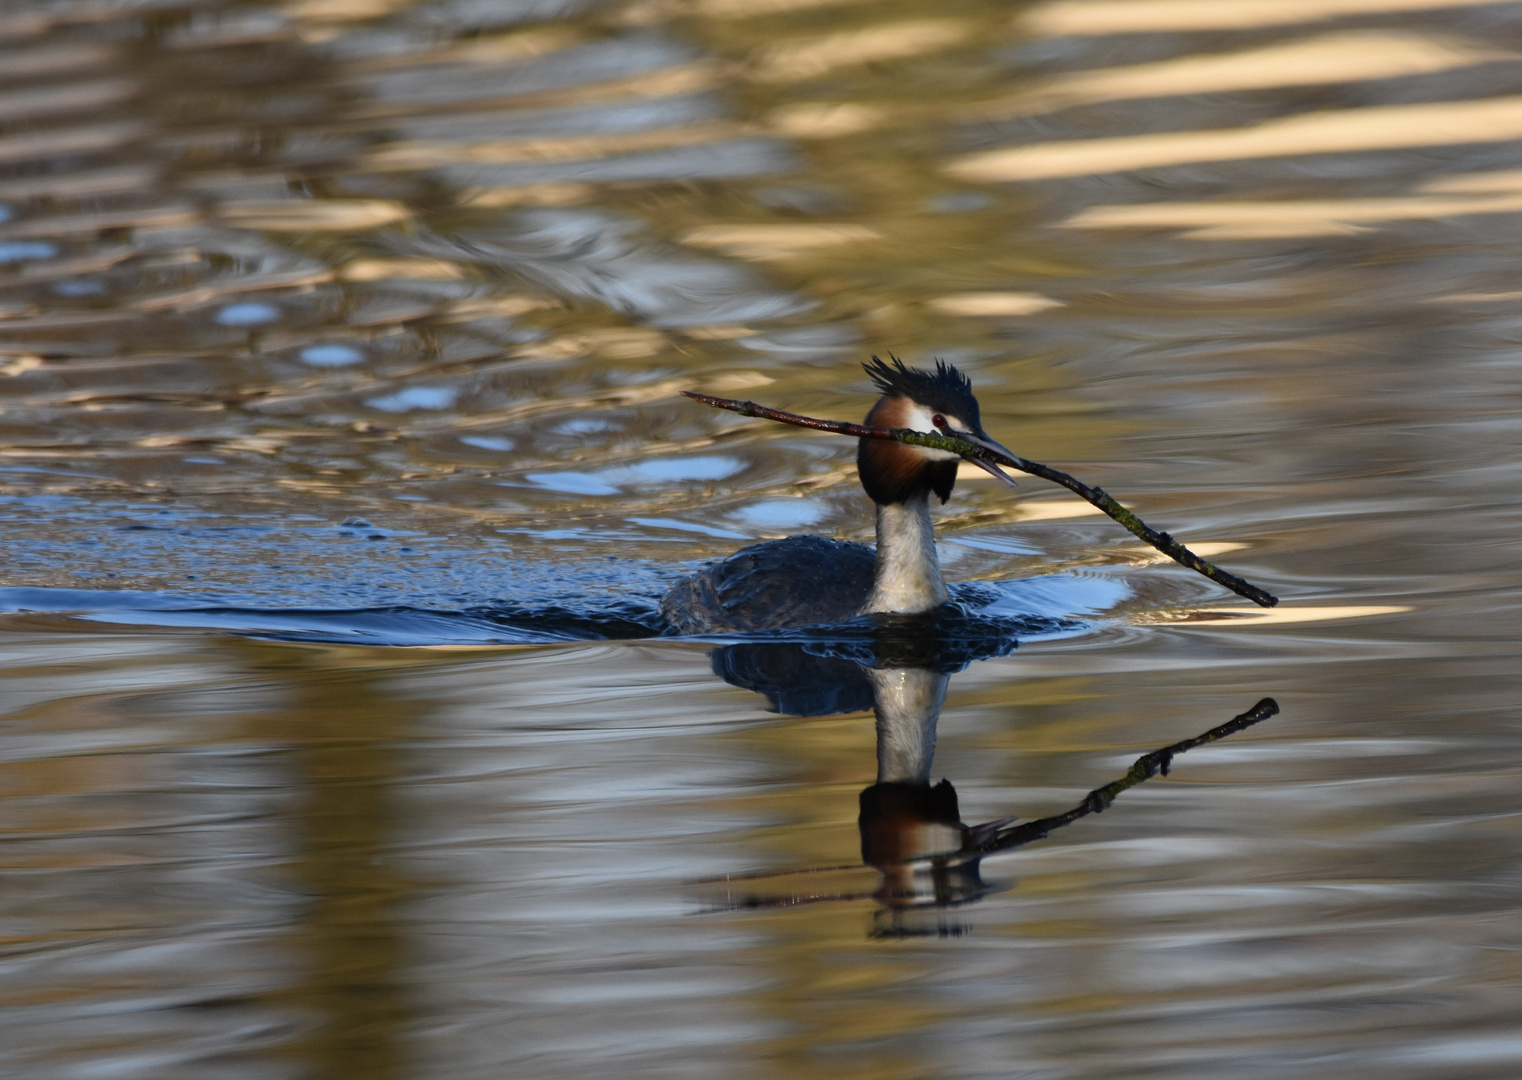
top-left (862, 354), bottom-right (981, 429)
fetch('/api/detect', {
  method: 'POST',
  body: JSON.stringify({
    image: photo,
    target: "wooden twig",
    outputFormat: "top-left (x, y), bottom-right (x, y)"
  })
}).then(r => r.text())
top-left (682, 390), bottom-right (1278, 608)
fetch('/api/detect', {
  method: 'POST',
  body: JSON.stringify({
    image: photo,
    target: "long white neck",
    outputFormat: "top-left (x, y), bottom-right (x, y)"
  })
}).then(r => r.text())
top-left (862, 493), bottom-right (949, 615)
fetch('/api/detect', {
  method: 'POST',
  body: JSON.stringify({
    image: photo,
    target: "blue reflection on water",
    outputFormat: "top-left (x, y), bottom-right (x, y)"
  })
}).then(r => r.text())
top-left (526, 471), bottom-right (619, 496)
top-left (301, 343), bottom-right (365, 366)
top-left (460, 435), bottom-right (516, 452)
top-left (0, 241), bottom-right (56, 263)
top-left (528, 455), bottom-right (743, 495)
top-left (555, 417), bottom-right (613, 434)
top-left (968, 573), bottom-right (1132, 620)
top-left (731, 498), bottom-right (823, 531)
top-left (626, 517), bottom-right (751, 540)
top-left (53, 280), bottom-right (106, 296)
top-left (215, 302), bottom-right (280, 326)
top-left (368, 386), bottom-right (458, 411)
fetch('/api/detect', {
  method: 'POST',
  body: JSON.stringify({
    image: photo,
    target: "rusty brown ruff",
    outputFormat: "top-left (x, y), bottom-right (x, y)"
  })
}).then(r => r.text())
top-left (857, 394), bottom-right (960, 507)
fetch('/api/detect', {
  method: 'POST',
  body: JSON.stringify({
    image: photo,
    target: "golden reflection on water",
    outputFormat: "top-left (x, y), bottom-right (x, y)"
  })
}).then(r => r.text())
top-left (969, 30), bottom-right (1507, 119)
top-left (1022, 0), bottom-right (1514, 36)
top-left (247, 644), bottom-right (413, 1080)
top-left (949, 95), bottom-right (1522, 182)
top-left (1063, 167), bottom-right (1522, 239)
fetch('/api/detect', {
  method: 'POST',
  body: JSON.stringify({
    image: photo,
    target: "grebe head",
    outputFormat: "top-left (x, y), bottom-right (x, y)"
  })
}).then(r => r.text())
top-left (857, 355), bottom-right (1018, 506)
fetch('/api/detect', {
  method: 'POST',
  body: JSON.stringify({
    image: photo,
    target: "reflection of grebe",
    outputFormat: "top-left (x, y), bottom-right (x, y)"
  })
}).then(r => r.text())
top-left (661, 357), bottom-right (1019, 633)
top-left (697, 644), bottom-right (1280, 933)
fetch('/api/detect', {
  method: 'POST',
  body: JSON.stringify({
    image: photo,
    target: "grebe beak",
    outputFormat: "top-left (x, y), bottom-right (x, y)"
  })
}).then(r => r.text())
top-left (959, 431), bottom-right (1020, 489)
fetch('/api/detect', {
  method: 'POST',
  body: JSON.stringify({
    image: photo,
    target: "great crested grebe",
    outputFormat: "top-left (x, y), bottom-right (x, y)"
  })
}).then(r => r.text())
top-left (660, 356), bottom-right (1019, 634)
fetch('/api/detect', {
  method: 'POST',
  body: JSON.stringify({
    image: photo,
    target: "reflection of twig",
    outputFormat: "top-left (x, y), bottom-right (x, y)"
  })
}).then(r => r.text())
top-left (696, 697), bottom-right (1280, 912)
top-left (967, 696), bottom-right (1280, 857)
top-left (682, 390), bottom-right (1278, 608)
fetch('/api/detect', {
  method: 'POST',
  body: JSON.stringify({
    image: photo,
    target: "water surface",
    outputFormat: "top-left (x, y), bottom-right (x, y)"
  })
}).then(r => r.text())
top-left (2, 0), bottom-right (1521, 1077)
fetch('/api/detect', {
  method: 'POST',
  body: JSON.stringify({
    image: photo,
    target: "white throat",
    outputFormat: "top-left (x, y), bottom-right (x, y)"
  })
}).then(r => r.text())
top-left (861, 492), bottom-right (949, 615)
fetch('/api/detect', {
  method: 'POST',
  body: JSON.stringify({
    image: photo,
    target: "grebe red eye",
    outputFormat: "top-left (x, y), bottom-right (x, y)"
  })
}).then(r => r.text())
top-left (931, 413), bottom-right (946, 428)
